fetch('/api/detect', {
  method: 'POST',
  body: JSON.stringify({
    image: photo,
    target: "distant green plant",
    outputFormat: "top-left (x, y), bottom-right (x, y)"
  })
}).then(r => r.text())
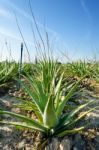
top-left (0, 58), bottom-right (95, 138)
top-left (0, 61), bottom-right (18, 86)
top-left (63, 60), bottom-right (95, 78)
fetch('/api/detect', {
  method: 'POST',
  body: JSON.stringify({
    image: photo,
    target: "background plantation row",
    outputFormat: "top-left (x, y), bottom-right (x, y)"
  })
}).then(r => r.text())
top-left (0, 58), bottom-right (99, 101)
top-left (0, 59), bottom-right (99, 86)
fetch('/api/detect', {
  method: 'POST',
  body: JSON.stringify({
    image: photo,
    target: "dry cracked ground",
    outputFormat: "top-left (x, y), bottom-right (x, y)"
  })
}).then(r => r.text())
top-left (0, 87), bottom-right (99, 150)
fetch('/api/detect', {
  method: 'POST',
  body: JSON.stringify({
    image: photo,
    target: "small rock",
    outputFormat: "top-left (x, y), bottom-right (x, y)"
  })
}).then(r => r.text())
top-left (3, 145), bottom-right (9, 150)
top-left (60, 138), bottom-right (71, 150)
top-left (52, 138), bottom-right (60, 150)
top-left (25, 144), bottom-right (32, 150)
top-left (30, 138), bottom-right (34, 145)
top-left (87, 141), bottom-right (95, 150)
top-left (94, 135), bottom-right (99, 150)
top-left (94, 135), bottom-right (99, 143)
top-left (36, 132), bottom-right (44, 139)
top-left (86, 112), bottom-right (99, 128)
top-left (26, 136), bottom-right (31, 143)
top-left (11, 107), bottom-right (21, 113)
top-left (45, 145), bottom-right (50, 150)
top-left (73, 134), bottom-right (86, 150)
top-left (74, 134), bottom-right (82, 142)
top-left (45, 138), bottom-right (60, 150)
top-left (18, 140), bottom-right (25, 149)
top-left (73, 147), bottom-right (78, 150)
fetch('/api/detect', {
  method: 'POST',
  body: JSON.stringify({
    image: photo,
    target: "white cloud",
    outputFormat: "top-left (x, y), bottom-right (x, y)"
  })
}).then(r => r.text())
top-left (0, 28), bottom-right (35, 46)
top-left (1, 0), bottom-right (58, 37)
top-left (80, 0), bottom-right (93, 40)
top-left (80, 0), bottom-right (92, 24)
top-left (0, 7), bottom-right (11, 18)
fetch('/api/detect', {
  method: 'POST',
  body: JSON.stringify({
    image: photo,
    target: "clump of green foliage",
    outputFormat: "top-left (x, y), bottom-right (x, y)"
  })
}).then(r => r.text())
top-left (62, 60), bottom-right (99, 79)
top-left (0, 57), bottom-right (95, 138)
top-left (0, 61), bottom-right (19, 87)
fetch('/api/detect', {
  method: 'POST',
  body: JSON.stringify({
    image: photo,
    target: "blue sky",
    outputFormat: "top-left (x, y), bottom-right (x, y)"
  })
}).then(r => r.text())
top-left (0, 0), bottom-right (99, 62)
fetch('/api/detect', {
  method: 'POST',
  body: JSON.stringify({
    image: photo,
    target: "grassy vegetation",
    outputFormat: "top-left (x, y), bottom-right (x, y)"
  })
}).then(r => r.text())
top-left (61, 60), bottom-right (99, 79)
top-left (0, 57), bottom-right (98, 140)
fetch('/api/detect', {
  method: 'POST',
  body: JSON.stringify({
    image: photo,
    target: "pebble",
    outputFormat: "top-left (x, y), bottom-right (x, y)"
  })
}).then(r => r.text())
top-left (60, 138), bottom-right (71, 150)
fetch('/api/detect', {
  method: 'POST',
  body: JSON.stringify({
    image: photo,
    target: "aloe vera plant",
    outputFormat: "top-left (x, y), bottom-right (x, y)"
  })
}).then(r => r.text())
top-left (0, 61), bottom-right (18, 84)
top-left (0, 59), bottom-right (95, 137)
